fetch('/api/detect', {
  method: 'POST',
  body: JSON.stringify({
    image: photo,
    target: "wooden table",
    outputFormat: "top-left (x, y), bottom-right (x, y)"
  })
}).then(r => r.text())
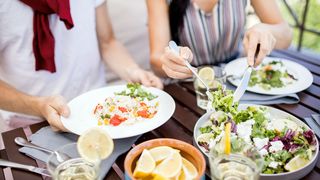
top-left (1, 49), bottom-right (320, 180)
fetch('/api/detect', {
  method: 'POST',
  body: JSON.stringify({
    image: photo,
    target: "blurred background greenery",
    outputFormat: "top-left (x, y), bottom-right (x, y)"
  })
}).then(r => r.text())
top-left (278, 0), bottom-right (320, 52)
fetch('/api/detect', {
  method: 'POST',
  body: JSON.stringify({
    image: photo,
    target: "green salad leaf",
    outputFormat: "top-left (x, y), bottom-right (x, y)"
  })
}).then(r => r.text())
top-left (115, 83), bottom-right (157, 100)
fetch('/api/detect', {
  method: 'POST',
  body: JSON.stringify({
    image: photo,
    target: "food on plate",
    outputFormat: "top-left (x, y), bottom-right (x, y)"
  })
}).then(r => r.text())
top-left (249, 60), bottom-right (297, 90)
top-left (93, 83), bottom-right (159, 126)
top-left (133, 146), bottom-right (198, 180)
top-left (197, 87), bottom-right (317, 174)
top-left (77, 127), bottom-right (114, 163)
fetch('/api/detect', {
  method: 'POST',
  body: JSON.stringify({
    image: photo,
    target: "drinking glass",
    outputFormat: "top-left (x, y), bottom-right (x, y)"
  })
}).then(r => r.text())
top-left (209, 144), bottom-right (263, 180)
top-left (47, 143), bottom-right (99, 180)
top-left (193, 66), bottom-right (226, 110)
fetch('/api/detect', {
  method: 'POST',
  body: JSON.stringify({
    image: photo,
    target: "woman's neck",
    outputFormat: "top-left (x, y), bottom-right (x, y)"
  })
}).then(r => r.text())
top-left (193, 0), bottom-right (218, 13)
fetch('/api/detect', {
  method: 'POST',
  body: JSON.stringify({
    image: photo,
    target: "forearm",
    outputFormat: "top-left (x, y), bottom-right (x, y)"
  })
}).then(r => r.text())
top-left (256, 22), bottom-right (292, 49)
top-left (0, 80), bottom-right (41, 116)
top-left (100, 39), bottom-right (140, 82)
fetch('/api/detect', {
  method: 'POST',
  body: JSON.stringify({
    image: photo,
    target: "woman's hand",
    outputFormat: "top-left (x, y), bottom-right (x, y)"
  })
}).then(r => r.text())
top-left (130, 68), bottom-right (164, 89)
top-left (160, 46), bottom-right (194, 79)
top-left (243, 24), bottom-right (276, 67)
top-left (36, 95), bottom-right (70, 131)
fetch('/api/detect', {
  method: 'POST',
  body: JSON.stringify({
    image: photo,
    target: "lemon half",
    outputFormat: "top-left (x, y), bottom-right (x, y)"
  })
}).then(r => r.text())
top-left (77, 127), bottom-right (114, 163)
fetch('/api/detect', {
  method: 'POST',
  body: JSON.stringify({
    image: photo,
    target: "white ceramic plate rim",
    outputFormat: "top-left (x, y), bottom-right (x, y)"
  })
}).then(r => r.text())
top-left (193, 104), bottom-right (319, 176)
top-left (224, 57), bottom-right (313, 95)
top-left (61, 85), bottom-right (175, 139)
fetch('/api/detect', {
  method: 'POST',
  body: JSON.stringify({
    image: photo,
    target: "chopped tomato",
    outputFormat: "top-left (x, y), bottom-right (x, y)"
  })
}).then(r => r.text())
top-left (137, 109), bottom-right (150, 118)
top-left (118, 107), bottom-right (128, 113)
top-left (110, 114), bottom-right (127, 126)
top-left (140, 102), bottom-right (147, 107)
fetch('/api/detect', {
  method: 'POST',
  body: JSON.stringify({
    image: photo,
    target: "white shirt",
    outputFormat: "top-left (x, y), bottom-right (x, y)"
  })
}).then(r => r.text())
top-left (0, 0), bottom-right (106, 102)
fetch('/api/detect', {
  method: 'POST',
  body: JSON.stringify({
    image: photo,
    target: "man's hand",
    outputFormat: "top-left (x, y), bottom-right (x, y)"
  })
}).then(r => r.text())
top-left (37, 95), bottom-right (70, 131)
top-left (130, 68), bottom-right (164, 89)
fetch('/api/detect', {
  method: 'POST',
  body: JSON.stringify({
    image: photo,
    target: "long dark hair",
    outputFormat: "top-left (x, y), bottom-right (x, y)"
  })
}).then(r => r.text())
top-left (169, 0), bottom-right (190, 43)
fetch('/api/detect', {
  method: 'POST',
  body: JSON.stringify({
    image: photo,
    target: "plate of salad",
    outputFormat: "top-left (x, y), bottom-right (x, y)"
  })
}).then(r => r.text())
top-left (224, 57), bottom-right (313, 95)
top-left (194, 86), bottom-right (318, 179)
top-left (61, 83), bottom-right (175, 139)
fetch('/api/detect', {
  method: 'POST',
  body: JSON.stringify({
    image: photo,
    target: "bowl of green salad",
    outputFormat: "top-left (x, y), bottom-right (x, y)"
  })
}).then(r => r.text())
top-left (194, 86), bottom-right (319, 180)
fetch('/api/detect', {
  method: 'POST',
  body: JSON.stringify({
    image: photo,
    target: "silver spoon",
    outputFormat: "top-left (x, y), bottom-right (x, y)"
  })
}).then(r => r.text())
top-left (15, 137), bottom-right (70, 163)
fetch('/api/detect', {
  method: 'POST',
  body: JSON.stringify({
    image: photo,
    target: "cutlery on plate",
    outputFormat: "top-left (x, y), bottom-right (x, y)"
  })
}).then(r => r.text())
top-left (232, 44), bottom-right (260, 103)
top-left (168, 41), bottom-right (213, 101)
top-left (15, 137), bottom-right (70, 163)
top-left (0, 159), bottom-right (51, 177)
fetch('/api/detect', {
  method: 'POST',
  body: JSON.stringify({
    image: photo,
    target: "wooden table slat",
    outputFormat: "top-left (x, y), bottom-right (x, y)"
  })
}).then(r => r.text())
top-left (305, 85), bottom-right (320, 99)
top-left (0, 149), bottom-right (6, 180)
top-left (275, 50), bottom-right (320, 66)
top-left (2, 128), bottom-right (42, 180)
top-left (298, 92), bottom-right (320, 112)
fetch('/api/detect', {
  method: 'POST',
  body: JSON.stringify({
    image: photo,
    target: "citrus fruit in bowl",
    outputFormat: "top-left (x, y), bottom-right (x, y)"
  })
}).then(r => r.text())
top-left (124, 138), bottom-right (206, 180)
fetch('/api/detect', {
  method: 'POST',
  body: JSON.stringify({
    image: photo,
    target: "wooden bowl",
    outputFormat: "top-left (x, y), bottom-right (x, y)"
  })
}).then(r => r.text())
top-left (124, 138), bottom-right (206, 180)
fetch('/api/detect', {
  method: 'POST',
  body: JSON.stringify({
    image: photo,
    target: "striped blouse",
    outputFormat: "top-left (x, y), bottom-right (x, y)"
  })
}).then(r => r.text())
top-left (172, 0), bottom-right (247, 66)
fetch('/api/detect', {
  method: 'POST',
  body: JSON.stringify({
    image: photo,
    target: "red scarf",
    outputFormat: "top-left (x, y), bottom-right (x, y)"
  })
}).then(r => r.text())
top-left (20, 0), bottom-right (74, 73)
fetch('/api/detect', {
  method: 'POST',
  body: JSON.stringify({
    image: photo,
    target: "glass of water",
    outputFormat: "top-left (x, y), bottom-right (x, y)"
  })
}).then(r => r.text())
top-left (193, 66), bottom-right (226, 110)
top-left (47, 143), bottom-right (99, 180)
top-left (209, 143), bottom-right (263, 180)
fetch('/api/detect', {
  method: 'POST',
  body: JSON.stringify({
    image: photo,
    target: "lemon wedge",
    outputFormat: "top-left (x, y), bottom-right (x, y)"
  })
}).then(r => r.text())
top-left (133, 149), bottom-right (156, 178)
top-left (153, 150), bottom-right (182, 178)
top-left (197, 67), bottom-right (215, 89)
top-left (224, 123), bottom-right (231, 155)
top-left (284, 155), bottom-right (310, 172)
top-left (181, 158), bottom-right (198, 179)
top-left (77, 127), bottom-right (114, 163)
top-left (149, 146), bottom-right (174, 163)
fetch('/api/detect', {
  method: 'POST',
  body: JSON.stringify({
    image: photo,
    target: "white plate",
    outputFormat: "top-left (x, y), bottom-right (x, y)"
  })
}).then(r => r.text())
top-left (61, 85), bottom-right (175, 139)
top-left (194, 104), bottom-right (319, 180)
top-left (224, 57), bottom-right (313, 95)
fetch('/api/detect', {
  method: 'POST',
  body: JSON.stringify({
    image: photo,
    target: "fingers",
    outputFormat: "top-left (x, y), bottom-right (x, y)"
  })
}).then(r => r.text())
top-left (254, 34), bottom-right (269, 67)
top-left (162, 65), bottom-right (193, 79)
top-left (180, 47), bottom-right (193, 63)
top-left (246, 33), bottom-right (259, 67)
top-left (161, 46), bottom-right (193, 79)
top-left (147, 72), bottom-right (164, 89)
top-left (45, 104), bottom-right (68, 132)
top-left (132, 69), bottom-right (163, 89)
top-left (164, 47), bottom-right (186, 66)
top-left (52, 95), bottom-right (70, 117)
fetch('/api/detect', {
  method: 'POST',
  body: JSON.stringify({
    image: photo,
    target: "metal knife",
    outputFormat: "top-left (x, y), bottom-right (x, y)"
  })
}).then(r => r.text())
top-left (311, 114), bottom-right (320, 126)
top-left (304, 117), bottom-right (320, 139)
top-left (0, 159), bottom-right (51, 177)
top-left (232, 44), bottom-right (260, 103)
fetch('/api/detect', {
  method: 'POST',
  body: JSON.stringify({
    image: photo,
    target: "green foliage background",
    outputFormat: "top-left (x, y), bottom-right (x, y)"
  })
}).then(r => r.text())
top-left (279, 0), bottom-right (320, 52)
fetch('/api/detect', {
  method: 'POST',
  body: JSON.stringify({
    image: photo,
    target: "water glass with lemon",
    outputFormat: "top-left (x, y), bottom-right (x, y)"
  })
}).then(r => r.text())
top-left (209, 123), bottom-right (263, 180)
top-left (194, 66), bottom-right (226, 110)
top-left (47, 127), bottom-right (114, 180)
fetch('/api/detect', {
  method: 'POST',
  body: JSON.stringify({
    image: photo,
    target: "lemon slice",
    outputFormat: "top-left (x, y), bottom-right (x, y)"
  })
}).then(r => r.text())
top-left (153, 150), bottom-right (182, 178)
top-left (149, 146), bottom-right (174, 163)
top-left (197, 67), bottom-right (215, 89)
top-left (133, 149), bottom-right (156, 178)
top-left (284, 155), bottom-right (310, 172)
top-left (224, 123), bottom-right (231, 155)
top-left (77, 127), bottom-right (114, 163)
top-left (181, 158), bottom-right (198, 179)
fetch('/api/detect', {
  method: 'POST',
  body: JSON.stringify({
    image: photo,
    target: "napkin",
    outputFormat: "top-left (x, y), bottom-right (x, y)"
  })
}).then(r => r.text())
top-left (19, 126), bottom-right (139, 180)
top-left (226, 82), bottom-right (299, 105)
